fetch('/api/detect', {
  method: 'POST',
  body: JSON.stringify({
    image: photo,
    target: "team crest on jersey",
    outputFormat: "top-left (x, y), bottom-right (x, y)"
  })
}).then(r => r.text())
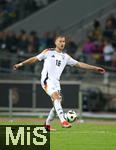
top-left (61, 55), bottom-right (65, 59)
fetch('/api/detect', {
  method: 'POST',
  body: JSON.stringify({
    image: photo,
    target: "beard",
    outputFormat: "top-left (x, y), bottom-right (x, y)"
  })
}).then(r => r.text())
top-left (58, 45), bottom-right (64, 50)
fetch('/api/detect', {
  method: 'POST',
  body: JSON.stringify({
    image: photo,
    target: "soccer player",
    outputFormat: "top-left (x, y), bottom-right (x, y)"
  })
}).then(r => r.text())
top-left (13, 35), bottom-right (105, 130)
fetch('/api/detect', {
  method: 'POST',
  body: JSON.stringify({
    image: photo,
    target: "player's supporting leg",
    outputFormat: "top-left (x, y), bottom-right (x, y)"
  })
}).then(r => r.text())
top-left (45, 107), bottom-right (56, 131)
top-left (46, 107), bottom-right (55, 125)
top-left (52, 92), bottom-right (71, 128)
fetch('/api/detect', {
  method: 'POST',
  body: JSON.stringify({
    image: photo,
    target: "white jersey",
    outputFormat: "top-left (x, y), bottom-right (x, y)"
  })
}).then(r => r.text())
top-left (36, 48), bottom-right (79, 85)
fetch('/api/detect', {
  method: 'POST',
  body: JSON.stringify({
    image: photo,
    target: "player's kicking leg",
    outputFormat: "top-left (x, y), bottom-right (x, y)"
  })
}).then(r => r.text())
top-left (42, 83), bottom-right (71, 130)
top-left (51, 91), bottom-right (71, 128)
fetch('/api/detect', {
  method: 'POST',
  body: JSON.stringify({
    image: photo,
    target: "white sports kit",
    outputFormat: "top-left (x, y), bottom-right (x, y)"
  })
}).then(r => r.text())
top-left (36, 49), bottom-right (79, 96)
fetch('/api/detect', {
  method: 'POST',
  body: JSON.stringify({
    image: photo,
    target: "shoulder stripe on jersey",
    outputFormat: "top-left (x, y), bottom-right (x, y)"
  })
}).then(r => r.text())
top-left (42, 49), bottom-right (49, 54)
top-left (41, 48), bottom-right (54, 54)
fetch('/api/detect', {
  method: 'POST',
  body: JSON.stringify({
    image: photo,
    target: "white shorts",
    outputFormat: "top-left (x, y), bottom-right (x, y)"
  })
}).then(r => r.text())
top-left (41, 79), bottom-right (61, 96)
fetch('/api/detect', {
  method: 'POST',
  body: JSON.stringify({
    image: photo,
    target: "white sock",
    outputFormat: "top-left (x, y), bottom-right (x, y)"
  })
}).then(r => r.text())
top-left (54, 99), bottom-right (65, 123)
top-left (46, 107), bottom-right (55, 125)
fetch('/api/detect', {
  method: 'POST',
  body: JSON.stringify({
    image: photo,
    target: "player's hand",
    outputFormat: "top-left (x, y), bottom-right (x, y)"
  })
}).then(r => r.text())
top-left (95, 67), bottom-right (106, 74)
top-left (13, 63), bottom-right (23, 70)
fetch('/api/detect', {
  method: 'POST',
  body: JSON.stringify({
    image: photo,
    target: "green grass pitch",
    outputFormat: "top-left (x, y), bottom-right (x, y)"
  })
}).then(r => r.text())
top-left (0, 119), bottom-right (116, 150)
top-left (51, 121), bottom-right (116, 150)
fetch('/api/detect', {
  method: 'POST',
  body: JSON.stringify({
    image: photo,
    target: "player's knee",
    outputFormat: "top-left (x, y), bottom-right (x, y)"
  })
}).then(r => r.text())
top-left (51, 92), bottom-right (61, 101)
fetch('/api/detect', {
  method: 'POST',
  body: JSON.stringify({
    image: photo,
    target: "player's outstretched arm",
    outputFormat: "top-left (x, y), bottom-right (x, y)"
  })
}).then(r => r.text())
top-left (75, 62), bottom-right (106, 74)
top-left (13, 56), bottom-right (39, 70)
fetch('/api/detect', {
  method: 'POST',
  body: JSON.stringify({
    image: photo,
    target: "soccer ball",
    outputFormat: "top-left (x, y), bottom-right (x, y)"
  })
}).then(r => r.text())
top-left (64, 110), bottom-right (77, 123)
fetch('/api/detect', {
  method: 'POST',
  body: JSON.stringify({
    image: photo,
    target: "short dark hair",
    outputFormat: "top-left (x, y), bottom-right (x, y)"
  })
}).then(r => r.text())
top-left (55, 35), bottom-right (65, 41)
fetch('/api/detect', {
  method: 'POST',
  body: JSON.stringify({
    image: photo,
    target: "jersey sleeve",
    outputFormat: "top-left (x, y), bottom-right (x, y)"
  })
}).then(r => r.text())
top-left (66, 54), bottom-right (79, 66)
top-left (36, 49), bottom-right (48, 61)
